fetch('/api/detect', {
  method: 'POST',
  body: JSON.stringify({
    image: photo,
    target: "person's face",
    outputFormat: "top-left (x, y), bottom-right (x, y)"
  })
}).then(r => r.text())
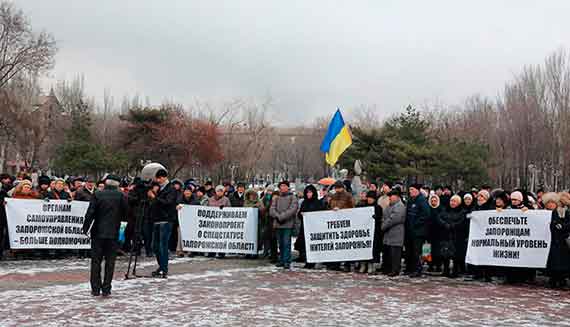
top-left (152, 185), bottom-right (160, 193)
top-left (511, 198), bottom-right (522, 207)
top-left (279, 184), bottom-right (289, 193)
top-left (409, 187), bottom-right (419, 198)
top-left (430, 197), bottom-right (438, 207)
top-left (496, 198), bottom-right (506, 208)
top-left (382, 185), bottom-right (390, 193)
top-left (546, 201), bottom-right (558, 211)
top-left (477, 195), bottom-right (486, 205)
top-left (155, 176), bottom-right (167, 184)
top-left (450, 197), bottom-right (461, 208)
top-left (360, 191), bottom-right (367, 200)
top-left (40, 184), bottom-right (49, 190)
top-left (197, 191), bottom-right (204, 197)
top-left (334, 186), bottom-right (344, 194)
top-left (174, 184), bottom-right (181, 191)
top-left (369, 184), bottom-right (377, 192)
top-left (205, 184), bottom-right (212, 190)
top-left (444, 189), bottom-right (452, 196)
top-left (464, 197), bottom-right (473, 206)
top-left (216, 189), bottom-right (224, 197)
top-left (74, 181), bottom-right (82, 189)
top-left (538, 191), bottom-right (544, 198)
top-left (1, 178), bottom-right (9, 185)
top-left (98, 183), bottom-right (105, 191)
top-left (366, 197), bottom-right (375, 205)
top-left (306, 190), bottom-right (314, 199)
top-left (435, 189), bottom-right (443, 196)
top-left (389, 195), bottom-right (399, 203)
top-left (184, 189), bottom-right (192, 198)
top-left (85, 182), bottom-right (94, 189)
top-left (22, 184), bottom-right (32, 193)
top-left (238, 186), bottom-right (245, 194)
top-left (55, 182), bottom-right (64, 192)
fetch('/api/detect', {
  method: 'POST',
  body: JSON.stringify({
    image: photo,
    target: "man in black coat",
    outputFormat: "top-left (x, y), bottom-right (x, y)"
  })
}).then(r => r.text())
top-left (74, 176), bottom-right (97, 202)
top-left (229, 183), bottom-right (246, 207)
top-left (404, 183), bottom-right (429, 277)
top-left (82, 175), bottom-right (128, 297)
top-left (147, 168), bottom-right (178, 278)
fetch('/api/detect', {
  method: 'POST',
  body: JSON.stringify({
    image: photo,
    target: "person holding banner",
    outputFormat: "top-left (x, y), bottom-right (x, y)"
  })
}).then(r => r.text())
top-left (205, 185), bottom-right (232, 258)
top-left (47, 178), bottom-right (72, 201)
top-left (10, 180), bottom-right (39, 200)
top-left (270, 181), bottom-right (298, 270)
top-left (327, 180), bottom-right (355, 272)
top-left (381, 189), bottom-right (406, 277)
top-left (296, 184), bottom-right (325, 269)
top-left (82, 175), bottom-right (128, 297)
top-left (543, 192), bottom-right (570, 288)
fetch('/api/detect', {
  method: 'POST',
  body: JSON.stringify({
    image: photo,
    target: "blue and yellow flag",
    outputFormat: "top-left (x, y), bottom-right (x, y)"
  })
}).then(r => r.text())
top-left (320, 109), bottom-right (352, 166)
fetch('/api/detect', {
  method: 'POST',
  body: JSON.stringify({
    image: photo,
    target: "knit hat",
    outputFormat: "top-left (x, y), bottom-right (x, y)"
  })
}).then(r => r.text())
top-left (477, 190), bottom-right (490, 201)
top-left (463, 193), bottom-right (473, 201)
top-left (510, 191), bottom-right (524, 202)
top-left (38, 175), bottom-right (51, 186)
top-left (215, 185), bottom-right (225, 192)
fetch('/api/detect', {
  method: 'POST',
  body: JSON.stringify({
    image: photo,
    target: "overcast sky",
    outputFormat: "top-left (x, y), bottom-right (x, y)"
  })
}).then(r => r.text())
top-left (17, 0), bottom-right (570, 125)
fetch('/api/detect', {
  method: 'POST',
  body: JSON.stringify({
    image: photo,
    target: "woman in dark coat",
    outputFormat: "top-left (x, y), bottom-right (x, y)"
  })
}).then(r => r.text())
top-left (357, 191), bottom-right (383, 274)
top-left (296, 185), bottom-right (325, 269)
top-left (427, 194), bottom-right (443, 273)
top-left (544, 192), bottom-right (570, 288)
top-left (472, 189), bottom-right (495, 281)
top-left (437, 195), bottom-right (467, 277)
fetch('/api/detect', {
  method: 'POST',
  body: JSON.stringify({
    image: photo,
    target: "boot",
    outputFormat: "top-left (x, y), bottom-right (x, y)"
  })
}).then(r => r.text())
top-left (359, 263), bottom-right (367, 273)
top-left (368, 263), bottom-right (376, 274)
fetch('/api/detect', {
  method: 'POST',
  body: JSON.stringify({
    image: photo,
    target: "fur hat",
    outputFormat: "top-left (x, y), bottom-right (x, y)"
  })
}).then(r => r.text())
top-left (542, 192), bottom-right (560, 206)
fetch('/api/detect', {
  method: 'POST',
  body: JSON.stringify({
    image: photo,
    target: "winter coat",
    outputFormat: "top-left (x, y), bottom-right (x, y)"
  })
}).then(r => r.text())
top-left (11, 191), bottom-right (40, 199)
top-left (428, 205), bottom-right (443, 242)
top-left (270, 192), bottom-right (299, 229)
top-left (244, 189), bottom-right (265, 217)
top-left (406, 194), bottom-right (429, 238)
top-left (206, 195), bottom-right (231, 208)
top-left (47, 190), bottom-right (71, 200)
top-left (82, 185), bottom-right (128, 239)
top-left (436, 206), bottom-right (467, 259)
top-left (382, 200), bottom-right (406, 246)
top-left (295, 185), bottom-right (326, 252)
top-left (74, 187), bottom-right (95, 202)
top-left (547, 208), bottom-right (570, 273)
top-left (181, 194), bottom-right (196, 205)
top-left (230, 192), bottom-right (245, 207)
top-left (152, 182), bottom-right (179, 224)
top-left (328, 190), bottom-right (355, 210)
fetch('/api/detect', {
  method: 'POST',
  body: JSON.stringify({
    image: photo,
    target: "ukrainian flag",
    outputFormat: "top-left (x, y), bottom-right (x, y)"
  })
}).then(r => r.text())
top-left (320, 109), bottom-right (352, 166)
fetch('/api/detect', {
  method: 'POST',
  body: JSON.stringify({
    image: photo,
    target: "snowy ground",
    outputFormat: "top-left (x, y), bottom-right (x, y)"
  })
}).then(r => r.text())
top-left (1, 256), bottom-right (570, 326)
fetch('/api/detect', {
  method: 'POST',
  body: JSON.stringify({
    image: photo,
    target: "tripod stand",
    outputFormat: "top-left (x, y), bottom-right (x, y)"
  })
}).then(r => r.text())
top-left (125, 197), bottom-right (148, 279)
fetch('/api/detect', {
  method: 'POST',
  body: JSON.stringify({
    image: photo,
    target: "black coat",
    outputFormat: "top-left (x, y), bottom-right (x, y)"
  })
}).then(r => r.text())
top-left (82, 186), bottom-right (128, 239)
top-left (547, 209), bottom-right (570, 273)
top-left (428, 205), bottom-right (443, 242)
top-left (75, 187), bottom-right (95, 202)
top-left (295, 185), bottom-right (325, 254)
top-left (406, 194), bottom-right (429, 238)
top-left (153, 183), bottom-right (179, 224)
top-left (47, 190), bottom-right (71, 200)
top-left (229, 192), bottom-right (245, 207)
top-left (436, 206), bottom-right (467, 259)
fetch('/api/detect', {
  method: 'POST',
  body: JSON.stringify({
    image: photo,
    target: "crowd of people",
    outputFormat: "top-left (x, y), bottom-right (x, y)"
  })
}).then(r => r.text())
top-left (1, 171), bottom-right (570, 290)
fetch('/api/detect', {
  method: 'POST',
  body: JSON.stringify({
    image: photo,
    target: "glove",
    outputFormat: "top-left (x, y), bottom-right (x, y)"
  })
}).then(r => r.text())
top-left (219, 205), bottom-right (224, 210)
top-left (556, 224), bottom-right (563, 230)
top-left (44, 198), bottom-right (50, 202)
top-left (67, 198), bottom-right (73, 203)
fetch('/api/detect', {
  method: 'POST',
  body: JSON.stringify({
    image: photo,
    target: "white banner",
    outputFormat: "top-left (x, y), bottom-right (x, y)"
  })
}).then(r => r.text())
top-left (303, 207), bottom-right (374, 263)
top-left (466, 209), bottom-right (552, 268)
top-left (5, 199), bottom-right (91, 249)
top-left (179, 205), bottom-right (258, 254)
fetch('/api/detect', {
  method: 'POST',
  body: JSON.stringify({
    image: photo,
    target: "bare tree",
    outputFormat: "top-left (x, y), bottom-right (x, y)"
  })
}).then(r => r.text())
top-left (0, 2), bottom-right (56, 89)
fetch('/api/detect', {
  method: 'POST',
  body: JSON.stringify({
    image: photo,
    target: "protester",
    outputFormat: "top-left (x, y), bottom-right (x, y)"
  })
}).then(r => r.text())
top-left (47, 178), bottom-right (72, 201)
top-left (230, 183), bottom-right (246, 207)
top-left (295, 184), bottom-right (325, 269)
top-left (147, 169), bottom-right (178, 278)
top-left (358, 190), bottom-right (382, 274)
top-left (82, 175), bottom-right (128, 297)
top-left (427, 194), bottom-right (443, 273)
top-left (75, 176), bottom-right (96, 202)
top-left (381, 189), bottom-right (406, 277)
top-left (436, 195), bottom-right (466, 277)
top-left (36, 175), bottom-right (51, 199)
top-left (328, 180), bottom-right (356, 272)
top-left (244, 188), bottom-right (265, 259)
top-left (205, 185), bottom-right (232, 258)
top-left (10, 180), bottom-right (39, 199)
top-left (543, 192), bottom-right (570, 288)
top-left (404, 183), bottom-right (429, 277)
top-left (270, 181), bottom-right (298, 270)
top-left (261, 186), bottom-right (278, 261)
